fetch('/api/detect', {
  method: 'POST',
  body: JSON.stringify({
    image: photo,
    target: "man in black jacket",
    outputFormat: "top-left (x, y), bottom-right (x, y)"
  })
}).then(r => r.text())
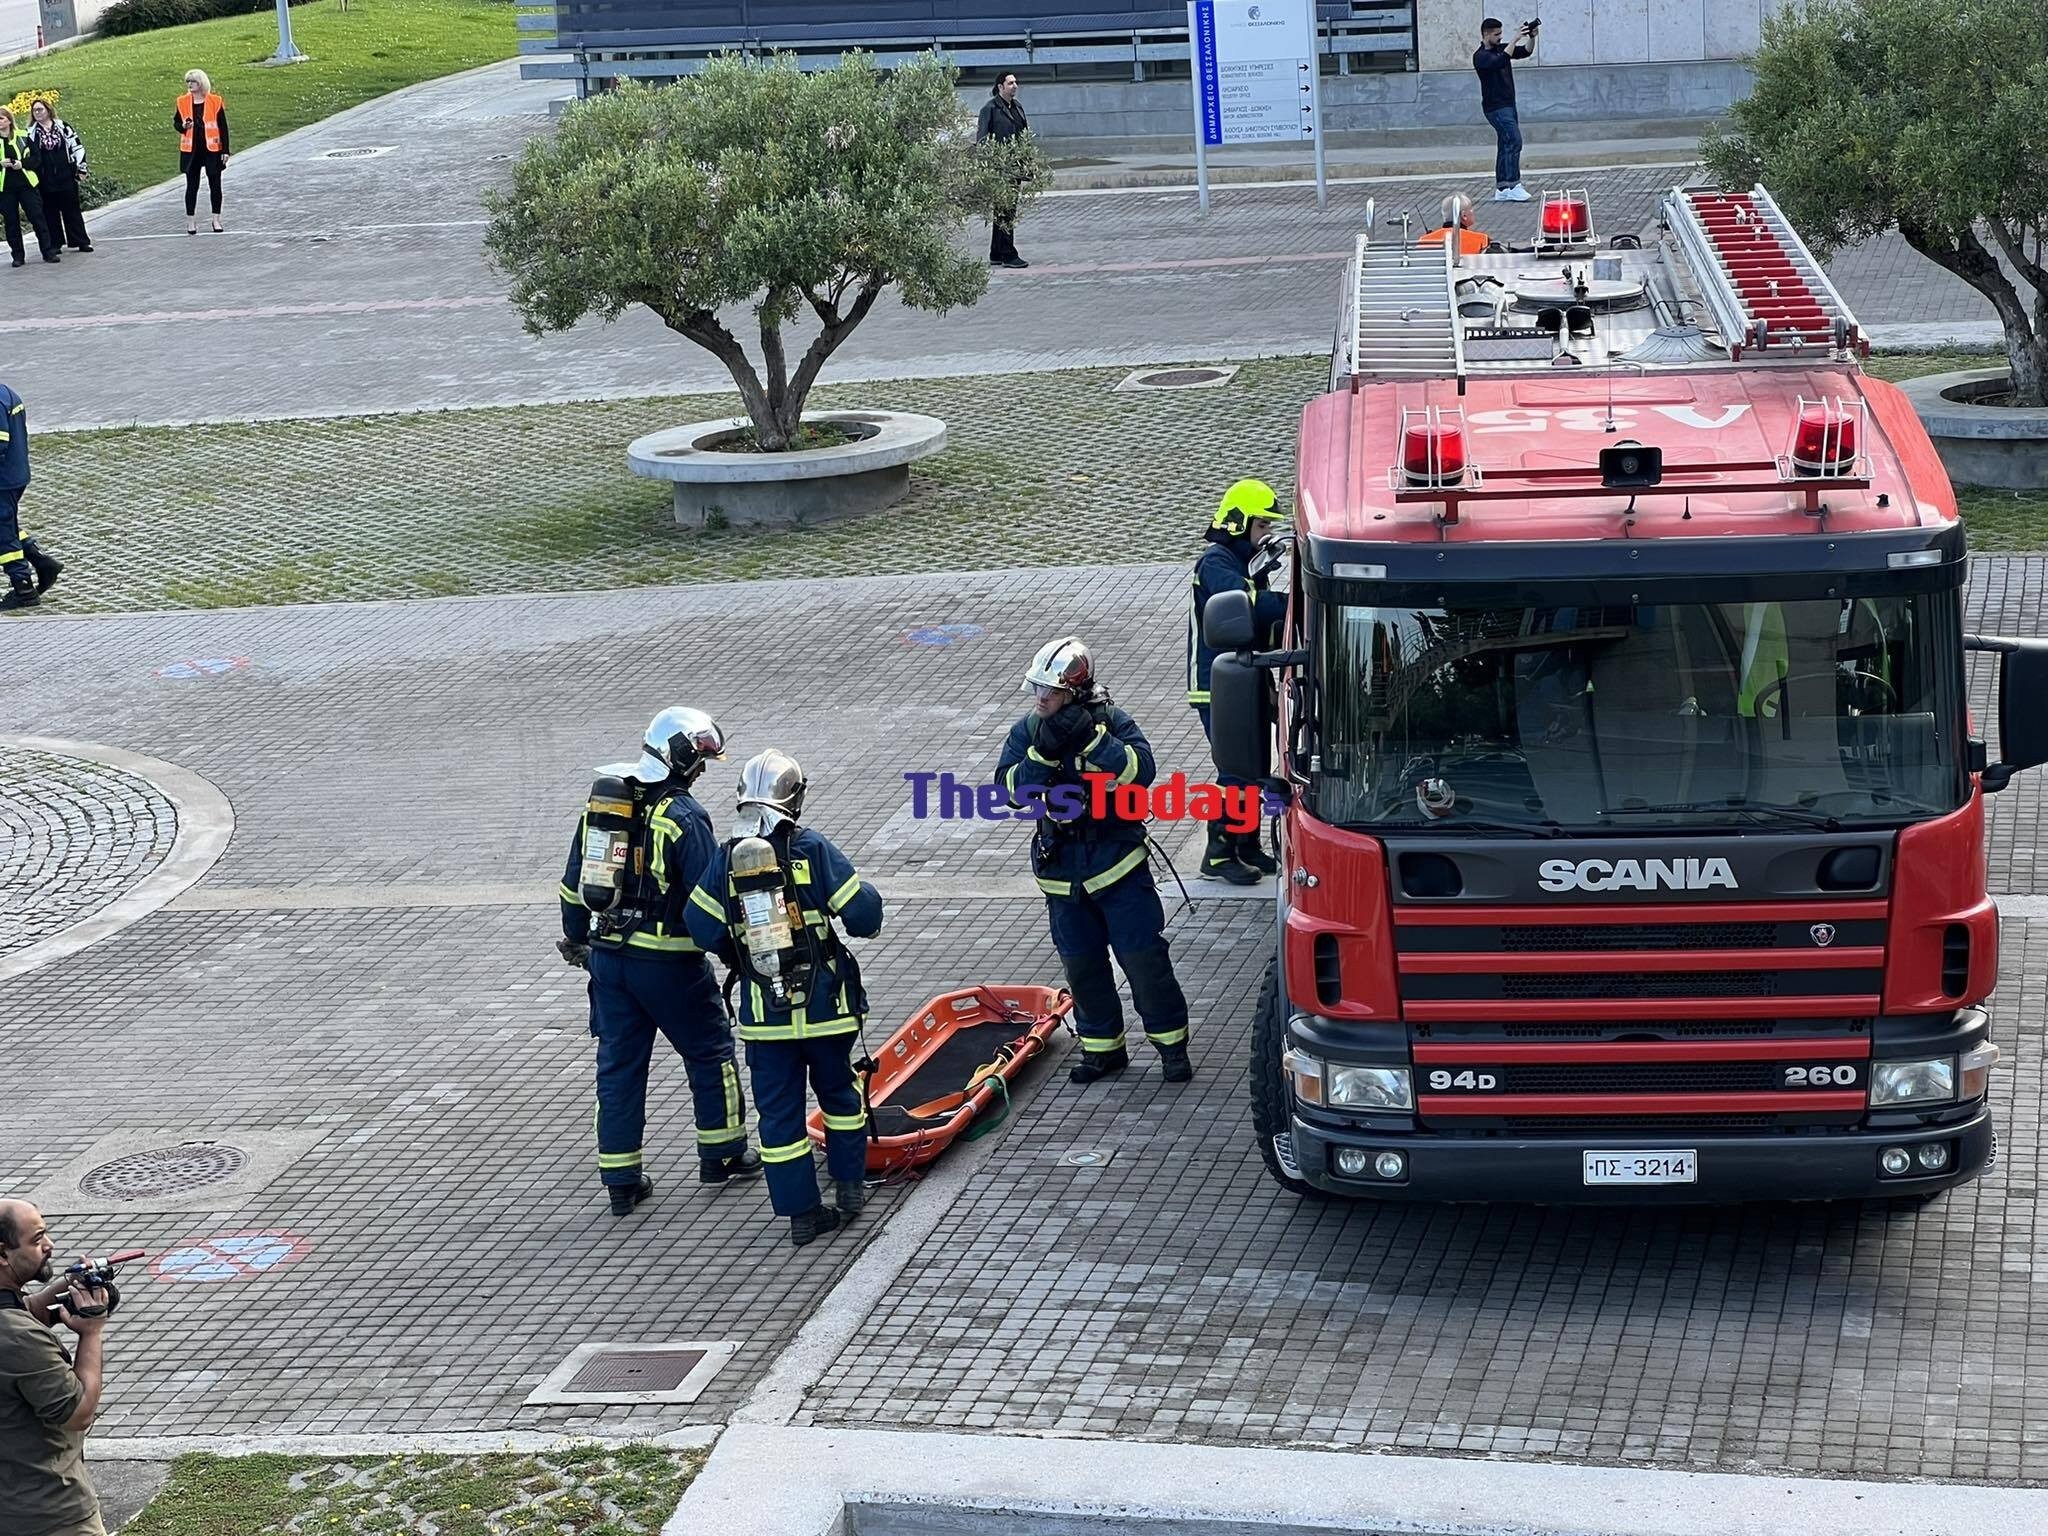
top-left (976, 73), bottom-right (1029, 269)
top-left (1474, 19), bottom-right (1536, 203)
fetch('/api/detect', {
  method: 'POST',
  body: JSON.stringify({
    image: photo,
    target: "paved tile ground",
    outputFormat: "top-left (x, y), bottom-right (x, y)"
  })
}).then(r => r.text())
top-left (0, 64), bottom-right (1996, 432)
top-left (2, 558), bottom-right (2044, 1475)
top-left (0, 743), bottom-right (176, 956)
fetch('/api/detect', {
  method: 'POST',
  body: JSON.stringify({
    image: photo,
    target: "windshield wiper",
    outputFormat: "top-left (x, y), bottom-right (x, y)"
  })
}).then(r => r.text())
top-left (1602, 802), bottom-right (1843, 832)
top-left (1372, 813), bottom-right (1570, 839)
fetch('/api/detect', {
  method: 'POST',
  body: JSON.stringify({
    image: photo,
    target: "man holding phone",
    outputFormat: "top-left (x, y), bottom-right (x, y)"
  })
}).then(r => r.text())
top-left (1, 1201), bottom-right (110, 1536)
top-left (1474, 18), bottom-right (1537, 203)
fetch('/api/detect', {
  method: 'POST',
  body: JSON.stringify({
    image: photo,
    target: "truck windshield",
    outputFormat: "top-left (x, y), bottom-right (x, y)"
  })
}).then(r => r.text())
top-left (1319, 592), bottom-right (1963, 830)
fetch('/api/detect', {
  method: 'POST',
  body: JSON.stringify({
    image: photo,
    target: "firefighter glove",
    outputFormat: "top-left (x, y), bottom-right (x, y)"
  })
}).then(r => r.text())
top-left (1034, 703), bottom-right (1095, 758)
top-left (556, 938), bottom-right (591, 970)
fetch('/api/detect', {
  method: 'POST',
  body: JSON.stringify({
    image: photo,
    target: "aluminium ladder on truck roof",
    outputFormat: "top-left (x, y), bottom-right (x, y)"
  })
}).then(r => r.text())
top-left (1662, 184), bottom-right (1868, 361)
top-left (1336, 222), bottom-right (1467, 393)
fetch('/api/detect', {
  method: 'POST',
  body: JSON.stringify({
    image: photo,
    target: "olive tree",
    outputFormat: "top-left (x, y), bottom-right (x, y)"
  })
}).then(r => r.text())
top-left (486, 53), bottom-right (1047, 450)
top-left (1703, 0), bottom-right (2048, 404)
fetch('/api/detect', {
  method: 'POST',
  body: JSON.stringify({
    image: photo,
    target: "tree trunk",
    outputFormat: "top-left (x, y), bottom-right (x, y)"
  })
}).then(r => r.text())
top-left (1902, 222), bottom-right (2046, 406)
top-left (664, 307), bottom-right (785, 448)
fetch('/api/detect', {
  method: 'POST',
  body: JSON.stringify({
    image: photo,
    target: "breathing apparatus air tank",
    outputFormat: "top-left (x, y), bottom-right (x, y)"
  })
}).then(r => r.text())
top-left (578, 773), bottom-right (640, 915)
top-left (730, 834), bottom-right (811, 1007)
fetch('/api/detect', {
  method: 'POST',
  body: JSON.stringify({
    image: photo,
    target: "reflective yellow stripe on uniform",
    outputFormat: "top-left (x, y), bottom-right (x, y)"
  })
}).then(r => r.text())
top-left (559, 883), bottom-right (581, 905)
top-left (738, 1016), bottom-right (860, 1041)
top-left (597, 1151), bottom-right (643, 1169)
top-left (1036, 875), bottom-right (1075, 897)
top-left (1146, 1026), bottom-right (1190, 1047)
top-left (759, 1139), bottom-right (812, 1164)
top-left (826, 874), bottom-right (862, 913)
top-left (821, 1109), bottom-right (867, 1132)
top-left (1113, 742), bottom-right (1140, 787)
top-left (1081, 845), bottom-right (1148, 894)
top-left (689, 885), bottom-right (726, 918)
top-left (623, 931), bottom-right (700, 953)
top-left (1080, 1034), bottom-right (1127, 1053)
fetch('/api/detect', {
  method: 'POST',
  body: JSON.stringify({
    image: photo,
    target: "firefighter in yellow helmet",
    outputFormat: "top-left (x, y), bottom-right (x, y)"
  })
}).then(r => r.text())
top-left (1187, 478), bottom-right (1288, 882)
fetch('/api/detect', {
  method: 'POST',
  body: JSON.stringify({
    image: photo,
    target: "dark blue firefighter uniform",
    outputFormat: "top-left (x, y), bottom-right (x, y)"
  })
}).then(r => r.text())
top-left (0, 382), bottom-right (29, 579)
top-left (1186, 526), bottom-right (1286, 761)
top-left (685, 826), bottom-right (884, 1217)
top-left (995, 703), bottom-right (1191, 1060)
top-left (560, 786), bottom-right (749, 1187)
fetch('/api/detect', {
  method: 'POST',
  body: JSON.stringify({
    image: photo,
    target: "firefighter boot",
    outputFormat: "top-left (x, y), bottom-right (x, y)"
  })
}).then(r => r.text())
top-left (608, 1175), bottom-right (655, 1216)
top-left (21, 540), bottom-right (62, 596)
top-left (1157, 1043), bottom-right (1195, 1083)
top-left (1199, 828), bottom-right (1258, 886)
top-left (791, 1203), bottom-right (844, 1247)
top-left (835, 1178), bottom-right (867, 1218)
top-left (1234, 830), bottom-right (1278, 878)
top-left (0, 561), bottom-right (37, 612)
top-left (700, 1145), bottom-right (764, 1184)
top-left (1069, 1045), bottom-right (1129, 1084)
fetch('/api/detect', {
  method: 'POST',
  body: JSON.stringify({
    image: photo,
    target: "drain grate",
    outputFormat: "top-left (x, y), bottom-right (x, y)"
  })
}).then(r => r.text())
top-left (1115, 364), bottom-right (1239, 392)
top-left (79, 1143), bottom-right (248, 1201)
top-left (527, 1340), bottom-right (738, 1405)
top-left (566, 1347), bottom-right (706, 1394)
top-left (319, 146), bottom-right (395, 160)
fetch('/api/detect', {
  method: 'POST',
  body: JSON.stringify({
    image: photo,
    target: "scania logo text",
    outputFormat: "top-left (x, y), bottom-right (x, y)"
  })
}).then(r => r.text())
top-left (1537, 857), bottom-right (1739, 893)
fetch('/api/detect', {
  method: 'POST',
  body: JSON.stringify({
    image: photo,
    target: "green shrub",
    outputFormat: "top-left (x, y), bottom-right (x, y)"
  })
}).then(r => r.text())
top-left (98, 0), bottom-right (314, 39)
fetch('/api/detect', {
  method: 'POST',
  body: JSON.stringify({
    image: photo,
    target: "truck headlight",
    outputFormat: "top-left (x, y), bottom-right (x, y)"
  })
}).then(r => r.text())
top-left (1871, 1057), bottom-right (1956, 1107)
top-left (1326, 1065), bottom-right (1413, 1111)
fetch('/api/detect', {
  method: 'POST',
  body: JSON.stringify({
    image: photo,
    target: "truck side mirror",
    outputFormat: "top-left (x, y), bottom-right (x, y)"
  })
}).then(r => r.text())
top-left (1208, 652), bottom-right (1273, 785)
top-left (1203, 589), bottom-right (1256, 653)
top-left (1968, 635), bottom-right (2048, 791)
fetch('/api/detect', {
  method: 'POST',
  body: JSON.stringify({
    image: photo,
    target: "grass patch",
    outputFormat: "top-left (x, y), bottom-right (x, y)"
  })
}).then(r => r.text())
top-left (0, 0), bottom-right (515, 207)
top-left (125, 1447), bottom-right (703, 1536)
top-left (1864, 349), bottom-right (2046, 550)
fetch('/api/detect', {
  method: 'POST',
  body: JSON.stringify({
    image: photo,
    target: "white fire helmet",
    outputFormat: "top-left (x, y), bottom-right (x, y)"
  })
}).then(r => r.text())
top-left (1021, 636), bottom-right (1094, 696)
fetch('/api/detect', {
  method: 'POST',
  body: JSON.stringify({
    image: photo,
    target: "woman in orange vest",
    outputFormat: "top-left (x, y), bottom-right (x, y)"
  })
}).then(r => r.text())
top-left (172, 69), bottom-right (231, 235)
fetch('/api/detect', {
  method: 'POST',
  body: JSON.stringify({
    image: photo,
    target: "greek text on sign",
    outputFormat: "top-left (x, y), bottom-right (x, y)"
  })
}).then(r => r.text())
top-left (1191, 0), bottom-right (1319, 147)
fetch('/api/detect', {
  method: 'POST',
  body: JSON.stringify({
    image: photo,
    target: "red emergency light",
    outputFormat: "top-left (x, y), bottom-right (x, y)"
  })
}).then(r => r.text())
top-left (1540, 198), bottom-right (1590, 239)
top-left (1789, 398), bottom-right (1859, 476)
top-left (1401, 414), bottom-right (1468, 487)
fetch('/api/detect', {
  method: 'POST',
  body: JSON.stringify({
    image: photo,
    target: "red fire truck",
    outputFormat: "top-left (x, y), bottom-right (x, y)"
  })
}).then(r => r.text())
top-left (1202, 184), bottom-right (2048, 1202)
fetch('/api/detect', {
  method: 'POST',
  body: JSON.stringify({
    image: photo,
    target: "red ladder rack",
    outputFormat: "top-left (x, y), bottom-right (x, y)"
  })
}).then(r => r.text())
top-left (1667, 185), bottom-right (1867, 360)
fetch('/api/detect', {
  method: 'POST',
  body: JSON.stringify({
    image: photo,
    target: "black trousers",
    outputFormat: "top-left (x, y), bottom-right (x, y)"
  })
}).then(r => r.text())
top-left (40, 177), bottom-right (88, 249)
top-left (0, 183), bottom-right (56, 262)
top-left (989, 211), bottom-right (1019, 263)
top-left (184, 155), bottom-right (224, 216)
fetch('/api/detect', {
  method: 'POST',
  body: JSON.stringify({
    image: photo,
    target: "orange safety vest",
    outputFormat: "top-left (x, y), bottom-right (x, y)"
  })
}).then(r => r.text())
top-left (178, 93), bottom-right (224, 154)
top-left (1419, 226), bottom-right (1490, 257)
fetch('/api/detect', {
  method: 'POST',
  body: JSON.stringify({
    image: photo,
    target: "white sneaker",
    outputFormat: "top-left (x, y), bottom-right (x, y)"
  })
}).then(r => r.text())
top-left (1498, 184), bottom-right (1532, 202)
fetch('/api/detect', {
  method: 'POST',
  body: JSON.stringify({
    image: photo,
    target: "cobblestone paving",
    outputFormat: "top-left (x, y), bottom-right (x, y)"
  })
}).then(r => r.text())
top-left (6, 359), bottom-right (1322, 614)
top-left (0, 744), bottom-right (176, 957)
top-left (801, 914), bottom-right (2048, 1483)
top-left (3, 558), bottom-right (2043, 1467)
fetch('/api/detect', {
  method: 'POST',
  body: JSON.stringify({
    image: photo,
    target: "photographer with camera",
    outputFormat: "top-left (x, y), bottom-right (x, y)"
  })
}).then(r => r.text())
top-left (1, 1201), bottom-right (110, 1536)
top-left (1474, 17), bottom-right (1538, 203)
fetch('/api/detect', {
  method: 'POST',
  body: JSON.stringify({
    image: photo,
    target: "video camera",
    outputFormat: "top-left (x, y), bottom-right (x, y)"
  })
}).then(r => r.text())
top-left (48, 1250), bottom-right (147, 1320)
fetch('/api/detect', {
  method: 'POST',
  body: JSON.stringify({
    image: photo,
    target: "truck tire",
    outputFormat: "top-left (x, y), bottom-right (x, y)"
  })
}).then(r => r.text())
top-left (1250, 956), bottom-right (1317, 1198)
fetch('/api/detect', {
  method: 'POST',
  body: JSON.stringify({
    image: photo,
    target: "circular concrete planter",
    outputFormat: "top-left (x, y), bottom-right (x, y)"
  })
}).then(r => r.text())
top-left (627, 410), bottom-right (947, 529)
top-left (1900, 368), bottom-right (2048, 491)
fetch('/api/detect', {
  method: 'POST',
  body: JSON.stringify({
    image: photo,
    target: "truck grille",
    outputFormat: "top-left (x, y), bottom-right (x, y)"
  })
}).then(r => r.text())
top-left (1406, 968), bottom-right (1883, 1003)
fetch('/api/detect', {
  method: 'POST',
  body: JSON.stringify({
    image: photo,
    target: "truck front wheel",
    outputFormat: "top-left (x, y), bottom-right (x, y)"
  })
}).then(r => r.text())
top-left (1250, 956), bottom-right (1316, 1198)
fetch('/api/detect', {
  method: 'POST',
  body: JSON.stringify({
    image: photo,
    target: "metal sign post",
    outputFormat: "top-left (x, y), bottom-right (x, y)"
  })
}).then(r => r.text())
top-left (271, 0), bottom-right (304, 63)
top-left (1187, 0), bottom-right (1326, 213)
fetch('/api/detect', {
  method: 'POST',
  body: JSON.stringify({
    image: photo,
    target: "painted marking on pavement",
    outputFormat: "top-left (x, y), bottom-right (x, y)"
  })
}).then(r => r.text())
top-left (152, 1231), bottom-right (312, 1283)
top-left (899, 623), bottom-right (986, 647)
top-left (155, 656), bottom-right (249, 680)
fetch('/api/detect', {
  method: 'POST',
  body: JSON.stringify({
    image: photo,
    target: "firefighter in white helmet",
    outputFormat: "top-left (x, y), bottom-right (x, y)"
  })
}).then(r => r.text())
top-left (558, 708), bottom-right (762, 1217)
top-left (995, 637), bottom-right (1195, 1084)
top-left (685, 750), bottom-right (884, 1248)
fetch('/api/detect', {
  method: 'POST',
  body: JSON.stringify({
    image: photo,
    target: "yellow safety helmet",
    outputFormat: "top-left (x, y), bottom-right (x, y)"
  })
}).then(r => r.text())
top-left (1212, 478), bottom-right (1285, 536)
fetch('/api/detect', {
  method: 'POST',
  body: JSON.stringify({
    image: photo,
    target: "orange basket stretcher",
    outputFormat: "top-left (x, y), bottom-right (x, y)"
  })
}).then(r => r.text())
top-left (808, 984), bottom-right (1071, 1174)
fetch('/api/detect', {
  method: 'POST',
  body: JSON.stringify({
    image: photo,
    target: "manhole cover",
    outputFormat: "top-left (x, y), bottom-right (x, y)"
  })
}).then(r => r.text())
top-left (319, 146), bottom-right (394, 160)
top-left (527, 1340), bottom-right (737, 1405)
top-left (80, 1143), bottom-right (247, 1201)
top-left (1115, 364), bottom-right (1240, 392)
top-left (567, 1347), bottom-right (707, 1394)
top-left (1061, 1147), bottom-right (1116, 1168)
